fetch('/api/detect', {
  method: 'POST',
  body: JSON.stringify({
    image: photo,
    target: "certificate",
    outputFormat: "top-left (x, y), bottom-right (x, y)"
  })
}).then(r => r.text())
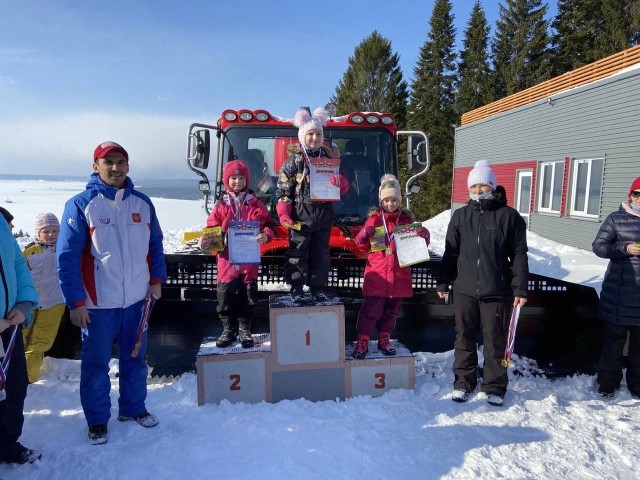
top-left (227, 221), bottom-right (261, 265)
top-left (309, 157), bottom-right (341, 202)
top-left (393, 222), bottom-right (430, 267)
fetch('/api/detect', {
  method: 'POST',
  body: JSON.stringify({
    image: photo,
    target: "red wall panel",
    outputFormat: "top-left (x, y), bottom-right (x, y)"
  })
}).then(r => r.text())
top-left (452, 161), bottom-right (538, 208)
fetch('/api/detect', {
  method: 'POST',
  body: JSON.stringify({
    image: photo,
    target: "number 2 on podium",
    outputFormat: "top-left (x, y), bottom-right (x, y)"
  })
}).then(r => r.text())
top-left (229, 374), bottom-right (241, 391)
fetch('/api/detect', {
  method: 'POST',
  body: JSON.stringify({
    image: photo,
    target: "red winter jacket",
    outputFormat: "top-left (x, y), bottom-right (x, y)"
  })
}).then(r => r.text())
top-left (355, 208), bottom-right (414, 298)
top-left (206, 191), bottom-right (274, 284)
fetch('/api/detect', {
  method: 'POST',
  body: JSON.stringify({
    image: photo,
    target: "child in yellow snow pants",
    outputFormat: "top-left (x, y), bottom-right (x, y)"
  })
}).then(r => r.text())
top-left (22, 213), bottom-right (66, 382)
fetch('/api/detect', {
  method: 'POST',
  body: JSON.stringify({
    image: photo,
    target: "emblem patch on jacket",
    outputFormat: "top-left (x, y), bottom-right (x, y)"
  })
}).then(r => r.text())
top-left (132, 213), bottom-right (141, 223)
top-left (98, 217), bottom-right (111, 225)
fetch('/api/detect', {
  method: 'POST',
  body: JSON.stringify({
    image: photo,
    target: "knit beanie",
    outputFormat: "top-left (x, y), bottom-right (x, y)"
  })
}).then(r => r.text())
top-left (0, 207), bottom-right (13, 225)
top-left (223, 160), bottom-right (251, 191)
top-left (629, 177), bottom-right (640, 196)
top-left (293, 107), bottom-right (329, 148)
top-left (34, 212), bottom-right (60, 235)
top-left (467, 160), bottom-right (497, 190)
top-left (379, 174), bottom-right (402, 203)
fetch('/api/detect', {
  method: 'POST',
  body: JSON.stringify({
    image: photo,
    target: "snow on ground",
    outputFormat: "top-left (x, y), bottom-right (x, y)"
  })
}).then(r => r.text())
top-left (1, 178), bottom-right (635, 480)
top-left (3, 353), bottom-right (640, 480)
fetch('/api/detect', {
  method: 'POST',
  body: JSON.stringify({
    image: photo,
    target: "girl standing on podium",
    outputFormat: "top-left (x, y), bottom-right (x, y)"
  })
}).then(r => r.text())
top-left (352, 174), bottom-right (430, 359)
top-left (199, 160), bottom-right (274, 349)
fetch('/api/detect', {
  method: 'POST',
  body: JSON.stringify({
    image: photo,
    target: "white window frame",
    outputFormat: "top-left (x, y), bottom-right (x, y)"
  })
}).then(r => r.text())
top-left (515, 170), bottom-right (533, 228)
top-left (569, 157), bottom-right (603, 218)
top-left (538, 161), bottom-right (564, 214)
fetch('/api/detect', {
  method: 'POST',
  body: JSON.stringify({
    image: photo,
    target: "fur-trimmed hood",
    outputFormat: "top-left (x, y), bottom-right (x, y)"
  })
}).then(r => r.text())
top-left (286, 143), bottom-right (335, 158)
top-left (367, 206), bottom-right (414, 221)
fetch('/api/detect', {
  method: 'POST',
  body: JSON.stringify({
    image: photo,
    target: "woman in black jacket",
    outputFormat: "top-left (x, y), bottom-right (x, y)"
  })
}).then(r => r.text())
top-left (592, 176), bottom-right (640, 399)
top-left (437, 161), bottom-right (528, 407)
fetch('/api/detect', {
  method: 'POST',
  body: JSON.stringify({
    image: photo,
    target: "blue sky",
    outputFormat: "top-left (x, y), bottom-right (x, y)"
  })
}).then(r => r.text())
top-left (0, 1), bottom-right (556, 179)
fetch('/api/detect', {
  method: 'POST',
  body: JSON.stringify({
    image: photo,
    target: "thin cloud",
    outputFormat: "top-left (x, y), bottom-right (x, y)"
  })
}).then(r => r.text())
top-left (0, 111), bottom-right (207, 179)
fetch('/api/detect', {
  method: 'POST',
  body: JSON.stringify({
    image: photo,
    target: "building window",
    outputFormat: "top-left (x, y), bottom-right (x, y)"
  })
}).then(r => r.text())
top-left (538, 161), bottom-right (564, 213)
top-left (570, 158), bottom-right (603, 217)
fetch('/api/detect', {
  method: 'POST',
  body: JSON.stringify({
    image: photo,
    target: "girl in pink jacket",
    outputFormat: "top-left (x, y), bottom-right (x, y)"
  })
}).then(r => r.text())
top-left (352, 174), bottom-right (430, 359)
top-left (200, 160), bottom-right (274, 348)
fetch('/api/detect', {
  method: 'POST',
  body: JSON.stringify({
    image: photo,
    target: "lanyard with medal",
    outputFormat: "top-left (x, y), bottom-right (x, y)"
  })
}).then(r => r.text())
top-left (381, 210), bottom-right (394, 256)
top-left (228, 192), bottom-right (247, 270)
top-left (300, 145), bottom-right (313, 195)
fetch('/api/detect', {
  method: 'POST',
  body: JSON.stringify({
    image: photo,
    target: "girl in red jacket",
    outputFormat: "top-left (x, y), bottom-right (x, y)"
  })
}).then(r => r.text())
top-left (199, 160), bottom-right (274, 348)
top-left (352, 174), bottom-right (430, 359)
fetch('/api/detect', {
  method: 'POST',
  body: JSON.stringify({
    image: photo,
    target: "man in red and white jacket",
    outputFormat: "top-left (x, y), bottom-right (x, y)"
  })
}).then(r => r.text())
top-left (57, 141), bottom-right (166, 445)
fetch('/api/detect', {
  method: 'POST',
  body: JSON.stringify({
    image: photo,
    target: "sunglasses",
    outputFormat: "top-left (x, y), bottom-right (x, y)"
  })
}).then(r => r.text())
top-left (631, 191), bottom-right (640, 199)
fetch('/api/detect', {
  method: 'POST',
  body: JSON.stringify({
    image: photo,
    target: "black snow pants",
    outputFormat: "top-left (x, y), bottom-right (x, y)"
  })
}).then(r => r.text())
top-left (453, 292), bottom-right (512, 396)
top-left (217, 277), bottom-right (257, 326)
top-left (286, 201), bottom-right (333, 289)
top-left (597, 322), bottom-right (640, 393)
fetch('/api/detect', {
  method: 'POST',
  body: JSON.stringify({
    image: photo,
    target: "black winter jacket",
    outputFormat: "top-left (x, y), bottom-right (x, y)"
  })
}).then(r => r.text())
top-left (437, 198), bottom-right (529, 299)
top-left (275, 145), bottom-right (334, 230)
top-left (592, 203), bottom-right (640, 325)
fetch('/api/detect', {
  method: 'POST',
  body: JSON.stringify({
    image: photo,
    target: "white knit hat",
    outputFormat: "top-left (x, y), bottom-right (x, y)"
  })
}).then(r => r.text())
top-left (467, 160), bottom-right (497, 190)
top-left (293, 107), bottom-right (329, 148)
top-left (379, 174), bottom-right (402, 203)
top-left (34, 212), bottom-right (60, 235)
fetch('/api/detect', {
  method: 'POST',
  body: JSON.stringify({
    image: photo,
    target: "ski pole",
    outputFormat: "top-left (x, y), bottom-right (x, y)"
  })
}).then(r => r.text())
top-left (0, 325), bottom-right (19, 401)
top-left (501, 304), bottom-right (521, 368)
top-left (131, 294), bottom-right (158, 358)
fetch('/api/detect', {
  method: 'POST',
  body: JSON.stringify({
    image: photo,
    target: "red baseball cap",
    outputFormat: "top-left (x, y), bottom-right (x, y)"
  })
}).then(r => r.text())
top-left (93, 141), bottom-right (129, 162)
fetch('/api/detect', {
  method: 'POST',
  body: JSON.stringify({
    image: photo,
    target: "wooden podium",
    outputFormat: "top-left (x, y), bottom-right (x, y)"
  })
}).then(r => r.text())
top-left (196, 295), bottom-right (414, 405)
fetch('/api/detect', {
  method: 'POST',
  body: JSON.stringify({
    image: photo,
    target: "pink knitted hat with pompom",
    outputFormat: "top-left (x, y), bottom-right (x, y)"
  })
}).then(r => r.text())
top-left (379, 174), bottom-right (402, 203)
top-left (293, 107), bottom-right (329, 148)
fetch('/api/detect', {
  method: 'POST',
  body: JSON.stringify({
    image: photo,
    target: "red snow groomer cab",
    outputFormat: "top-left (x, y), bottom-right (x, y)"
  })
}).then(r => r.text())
top-left (184, 107), bottom-right (430, 290)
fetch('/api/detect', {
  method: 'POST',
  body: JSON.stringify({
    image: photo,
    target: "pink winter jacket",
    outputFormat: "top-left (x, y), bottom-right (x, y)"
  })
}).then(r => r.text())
top-left (355, 208), bottom-right (414, 298)
top-left (206, 191), bottom-right (274, 284)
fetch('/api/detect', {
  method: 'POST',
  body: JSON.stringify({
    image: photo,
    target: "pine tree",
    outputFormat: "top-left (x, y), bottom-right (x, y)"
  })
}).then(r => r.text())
top-left (551, 0), bottom-right (602, 74)
top-left (492, 0), bottom-right (552, 98)
top-left (552, 0), bottom-right (638, 76)
top-left (407, 0), bottom-right (457, 219)
top-left (457, 0), bottom-right (494, 117)
top-left (595, 0), bottom-right (640, 55)
top-left (332, 31), bottom-right (408, 127)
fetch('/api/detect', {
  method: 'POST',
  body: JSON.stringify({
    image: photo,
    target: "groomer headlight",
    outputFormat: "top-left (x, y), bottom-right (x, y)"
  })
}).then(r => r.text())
top-left (223, 111), bottom-right (238, 122)
top-left (255, 111), bottom-right (270, 121)
top-left (239, 112), bottom-right (253, 121)
top-left (350, 114), bottom-right (364, 124)
top-left (381, 116), bottom-right (394, 125)
top-left (366, 114), bottom-right (380, 124)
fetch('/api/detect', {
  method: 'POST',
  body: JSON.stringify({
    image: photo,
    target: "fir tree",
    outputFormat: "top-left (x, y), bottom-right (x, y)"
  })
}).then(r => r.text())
top-left (491, 0), bottom-right (552, 98)
top-left (407, 0), bottom-right (457, 219)
top-left (552, 0), bottom-right (639, 76)
top-left (332, 31), bottom-right (408, 127)
top-left (457, 0), bottom-right (494, 117)
top-left (595, 0), bottom-right (640, 55)
top-left (551, 0), bottom-right (602, 74)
